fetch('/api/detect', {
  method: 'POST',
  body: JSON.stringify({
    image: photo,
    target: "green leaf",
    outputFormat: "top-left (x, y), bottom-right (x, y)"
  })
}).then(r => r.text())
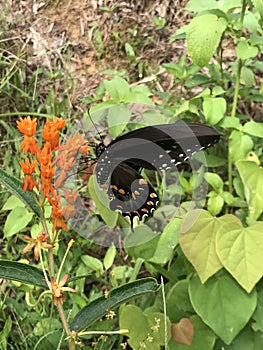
top-left (0, 260), bottom-right (48, 289)
top-left (70, 278), bottom-right (159, 331)
top-left (125, 91), bottom-right (153, 105)
top-left (229, 130), bottom-right (253, 163)
top-left (120, 305), bottom-right (148, 348)
top-left (0, 168), bottom-right (40, 216)
top-left (179, 210), bottom-right (240, 283)
top-left (104, 77), bottom-right (130, 101)
top-left (212, 86), bottom-right (225, 96)
top-left (120, 305), bottom-right (170, 349)
top-left (189, 273), bottom-right (257, 345)
top-left (142, 110), bottom-right (168, 125)
top-left (107, 104), bottom-right (131, 138)
top-left (203, 96), bottom-right (226, 125)
top-left (81, 255), bottom-right (104, 275)
top-left (205, 172), bottom-right (224, 192)
top-left (166, 280), bottom-right (195, 322)
top-left (236, 160), bottom-right (263, 220)
top-left (4, 207), bottom-right (34, 237)
top-left (163, 62), bottom-right (185, 78)
top-left (236, 39), bottom-right (258, 60)
top-left (252, 285), bottom-right (263, 332)
top-left (125, 225), bottom-right (160, 260)
top-left (207, 192), bottom-right (224, 215)
top-left (186, 14), bottom-right (227, 67)
top-left (185, 0), bottom-right (219, 12)
top-left (149, 217), bottom-right (180, 265)
top-left (0, 315), bottom-right (12, 350)
top-left (125, 42), bottom-right (136, 58)
top-left (220, 116), bottom-right (241, 129)
top-left (243, 11), bottom-right (261, 32)
top-left (2, 195), bottom-right (25, 210)
top-left (125, 85), bottom-right (153, 105)
top-left (222, 324), bottom-right (263, 350)
top-left (169, 315), bottom-right (216, 350)
top-left (252, 0), bottom-right (263, 18)
top-left (103, 246), bottom-right (117, 270)
top-left (216, 220), bottom-right (263, 292)
top-left (243, 121), bottom-right (263, 138)
top-left (241, 66), bottom-right (255, 87)
top-left (88, 175), bottom-right (118, 227)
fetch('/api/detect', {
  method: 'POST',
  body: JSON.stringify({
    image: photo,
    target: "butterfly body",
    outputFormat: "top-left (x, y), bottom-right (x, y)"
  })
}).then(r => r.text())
top-left (94, 122), bottom-right (220, 227)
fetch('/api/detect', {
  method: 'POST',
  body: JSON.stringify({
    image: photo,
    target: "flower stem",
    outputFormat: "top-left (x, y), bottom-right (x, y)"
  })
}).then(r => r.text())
top-left (57, 302), bottom-right (75, 350)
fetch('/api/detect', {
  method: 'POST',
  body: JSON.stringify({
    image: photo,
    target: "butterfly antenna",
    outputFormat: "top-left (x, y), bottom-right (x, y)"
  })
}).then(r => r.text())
top-left (88, 108), bottom-right (103, 142)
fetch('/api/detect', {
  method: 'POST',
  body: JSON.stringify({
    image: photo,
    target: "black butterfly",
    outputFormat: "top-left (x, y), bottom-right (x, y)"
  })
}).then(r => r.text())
top-left (94, 122), bottom-right (220, 228)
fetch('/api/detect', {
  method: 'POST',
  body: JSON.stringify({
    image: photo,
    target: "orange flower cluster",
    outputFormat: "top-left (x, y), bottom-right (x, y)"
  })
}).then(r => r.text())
top-left (17, 116), bottom-right (89, 253)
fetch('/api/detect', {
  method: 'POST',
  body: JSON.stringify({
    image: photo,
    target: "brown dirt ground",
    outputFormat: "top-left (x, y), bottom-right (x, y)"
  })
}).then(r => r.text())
top-left (3, 0), bottom-right (189, 106)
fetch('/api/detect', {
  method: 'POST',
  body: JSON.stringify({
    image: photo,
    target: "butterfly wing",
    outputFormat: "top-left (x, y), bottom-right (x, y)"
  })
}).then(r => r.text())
top-left (108, 163), bottom-right (159, 228)
top-left (94, 122), bottom-right (220, 226)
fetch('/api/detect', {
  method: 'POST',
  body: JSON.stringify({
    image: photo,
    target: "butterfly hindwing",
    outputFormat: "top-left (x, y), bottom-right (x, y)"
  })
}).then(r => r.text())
top-left (108, 163), bottom-right (159, 228)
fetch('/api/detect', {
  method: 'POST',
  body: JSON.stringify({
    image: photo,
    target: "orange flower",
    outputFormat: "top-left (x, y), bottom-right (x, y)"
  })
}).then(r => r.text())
top-left (52, 116), bottom-right (67, 130)
top-left (42, 119), bottom-right (59, 151)
top-left (49, 275), bottom-right (76, 305)
top-left (21, 231), bottom-right (54, 261)
top-left (62, 189), bottom-right (78, 219)
top-left (42, 117), bottom-right (67, 151)
top-left (55, 132), bottom-right (89, 188)
top-left (20, 158), bottom-right (38, 191)
top-left (40, 162), bottom-right (56, 196)
top-left (17, 116), bottom-right (40, 154)
top-left (56, 132), bottom-right (89, 166)
top-left (16, 116), bottom-right (37, 136)
top-left (51, 204), bottom-right (69, 232)
top-left (20, 158), bottom-right (36, 175)
top-left (54, 149), bottom-right (76, 188)
top-left (65, 189), bottom-right (78, 203)
top-left (48, 194), bottom-right (69, 232)
top-left (37, 143), bottom-right (52, 166)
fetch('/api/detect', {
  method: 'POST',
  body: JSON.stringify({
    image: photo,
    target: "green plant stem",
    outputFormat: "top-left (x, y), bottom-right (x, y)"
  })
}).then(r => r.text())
top-left (39, 204), bottom-right (55, 277)
top-left (229, 57), bottom-right (241, 193)
top-left (57, 302), bottom-right (76, 350)
top-left (39, 208), bottom-right (73, 348)
top-left (161, 276), bottom-right (168, 350)
top-left (240, 0), bottom-right (247, 25)
top-left (0, 112), bottom-right (50, 118)
top-left (228, 0), bottom-right (246, 195)
top-left (57, 239), bottom-right (74, 283)
top-left (80, 329), bottom-right (129, 335)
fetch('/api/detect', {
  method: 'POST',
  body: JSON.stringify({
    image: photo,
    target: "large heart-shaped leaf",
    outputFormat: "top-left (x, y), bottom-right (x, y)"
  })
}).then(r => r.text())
top-left (119, 305), bottom-right (170, 349)
top-left (189, 273), bottom-right (257, 344)
top-left (179, 210), bottom-right (239, 283)
top-left (216, 221), bottom-right (263, 292)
